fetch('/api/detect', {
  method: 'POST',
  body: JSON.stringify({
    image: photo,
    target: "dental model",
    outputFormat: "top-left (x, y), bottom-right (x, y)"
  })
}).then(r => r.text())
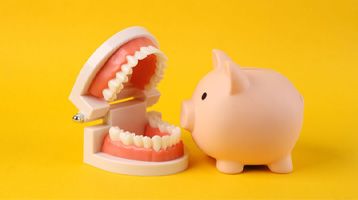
top-left (69, 26), bottom-right (188, 176)
top-left (181, 50), bottom-right (304, 174)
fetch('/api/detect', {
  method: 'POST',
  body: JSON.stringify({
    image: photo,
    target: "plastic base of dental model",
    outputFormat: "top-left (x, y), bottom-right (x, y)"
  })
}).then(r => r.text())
top-left (84, 125), bottom-right (189, 176)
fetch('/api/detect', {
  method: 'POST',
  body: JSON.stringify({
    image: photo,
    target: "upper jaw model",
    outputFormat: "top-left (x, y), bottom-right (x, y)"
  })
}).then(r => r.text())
top-left (69, 26), bottom-right (188, 176)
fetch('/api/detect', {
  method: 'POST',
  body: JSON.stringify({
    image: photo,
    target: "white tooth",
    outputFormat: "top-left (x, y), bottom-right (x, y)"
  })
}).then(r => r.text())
top-left (119, 131), bottom-right (126, 143)
top-left (152, 136), bottom-right (162, 152)
top-left (108, 79), bottom-right (122, 93)
top-left (170, 134), bottom-right (176, 146)
top-left (148, 46), bottom-right (158, 53)
top-left (140, 46), bottom-right (150, 54)
top-left (135, 50), bottom-right (147, 60)
top-left (116, 72), bottom-right (128, 83)
top-left (103, 89), bottom-right (116, 101)
top-left (171, 131), bottom-right (181, 144)
top-left (143, 136), bottom-right (152, 149)
top-left (149, 118), bottom-right (161, 128)
top-left (120, 132), bottom-right (133, 145)
top-left (158, 123), bottom-right (167, 133)
top-left (164, 124), bottom-right (172, 134)
top-left (133, 135), bottom-right (143, 147)
top-left (176, 133), bottom-right (181, 143)
top-left (166, 125), bottom-right (174, 134)
top-left (121, 64), bottom-right (133, 75)
top-left (148, 118), bottom-right (157, 128)
top-left (161, 135), bottom-right (170, 150)
top-left (126, 55), bottom-right (138, 66)
top-left (172, 127), bottom-right (181, 136)
top-left (109, 127), bottom-right (121, 141)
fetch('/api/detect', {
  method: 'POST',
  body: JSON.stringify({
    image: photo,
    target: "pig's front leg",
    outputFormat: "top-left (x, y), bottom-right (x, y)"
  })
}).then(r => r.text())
top-left (216, 160), bottom-right (244, 174)
top-left (267, 154), bottom-right (293, 173)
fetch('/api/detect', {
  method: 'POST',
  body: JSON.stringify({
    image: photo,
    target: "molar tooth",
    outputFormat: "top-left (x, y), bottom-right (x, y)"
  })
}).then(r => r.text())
top-left (108, 79), bottom-right (122, 93)
top-left (126, 55), bottom-right (138, 66)
top-left (148, 46), bottom-right (158, 53)
top-left (109, 127), bottom-right (121, 141)
top-left (133, 135), bottom-right (143, 147)
top-left (103, 89), bottom-right (116, 101)
top-left (135, 50), bottom-right (147, 60)
top-left (152, 135), bottom-right (162, 152)
top-left (143, 136), bottom-right (152, 149)
top-left (171, 131), bottom-right (181, 144)
top-left (121, 64), bottom-right (133, 75)
top-left (116, 71), bottom-right (128, 83)
top-left (172, 127), bottom-right (181, 136)
top-left (148, 114), bottom-right (161, 128)
top-left (158, 123), bottom-right (167, 133)
top-left (166, 125), bottom-right (175, 134)
top-left (120, 131), bottom-right (133, 145)
top-left (161, 135), bottom-right (170, 150)
top-left (148, 118), bottom-right (157, 128)
top-left (119, 131), bottom-right (126, 143)
top-left (169, 134), bottom-right (176, 146)
top-left (140, 46), bottom-right (150, 54)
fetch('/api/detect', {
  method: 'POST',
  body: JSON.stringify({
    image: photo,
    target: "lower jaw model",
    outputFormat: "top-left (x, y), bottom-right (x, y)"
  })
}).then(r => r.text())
top-left (69, 27), bottom-right (188, 176)
top-left (103, 111), bottom-right (184, 162)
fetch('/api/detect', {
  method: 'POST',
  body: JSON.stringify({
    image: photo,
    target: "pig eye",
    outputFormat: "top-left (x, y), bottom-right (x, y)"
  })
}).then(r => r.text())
top-left (201, 92), bottom-right (207, 100)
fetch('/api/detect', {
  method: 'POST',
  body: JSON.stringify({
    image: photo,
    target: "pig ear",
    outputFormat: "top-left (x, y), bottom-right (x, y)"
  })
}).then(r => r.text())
top-left (223, 61), bottom-right (250, 95)
top-left (212, 49), bottom-right (232, 70)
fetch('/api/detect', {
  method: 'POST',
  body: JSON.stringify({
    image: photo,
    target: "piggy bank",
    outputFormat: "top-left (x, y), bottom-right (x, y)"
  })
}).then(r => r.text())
top-left (181, 50), bottom-right (304, 174)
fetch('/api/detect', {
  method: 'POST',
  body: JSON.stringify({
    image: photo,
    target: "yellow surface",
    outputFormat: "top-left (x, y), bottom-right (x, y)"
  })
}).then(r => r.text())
top-left (0, 0), bottom-right (357, 199)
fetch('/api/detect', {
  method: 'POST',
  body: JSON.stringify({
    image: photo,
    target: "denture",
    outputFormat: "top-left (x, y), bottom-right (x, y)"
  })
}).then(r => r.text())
top-left (69, 27), bottom-right (188, 176)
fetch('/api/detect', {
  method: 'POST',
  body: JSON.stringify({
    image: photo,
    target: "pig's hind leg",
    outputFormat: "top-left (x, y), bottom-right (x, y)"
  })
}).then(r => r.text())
top-left (267, 154), bottom-right (293, 173)
top-left (216, 160), bottom-right (244, 174)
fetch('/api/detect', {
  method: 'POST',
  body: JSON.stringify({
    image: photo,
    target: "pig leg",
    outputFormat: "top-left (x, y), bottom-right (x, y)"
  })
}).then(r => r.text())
top-left (267, 154), bottom-right (293, 173)
top-left (216, 160), bottom-right (244, 174)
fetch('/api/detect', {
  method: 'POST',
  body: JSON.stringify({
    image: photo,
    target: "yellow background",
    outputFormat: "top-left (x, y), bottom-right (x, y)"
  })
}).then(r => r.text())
top-left (0, 0), bottom-right (357, 199)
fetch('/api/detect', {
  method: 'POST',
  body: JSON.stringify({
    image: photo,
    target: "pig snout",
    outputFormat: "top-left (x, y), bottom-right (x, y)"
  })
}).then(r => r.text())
top-left (180, 100), bottom-right (194, 132)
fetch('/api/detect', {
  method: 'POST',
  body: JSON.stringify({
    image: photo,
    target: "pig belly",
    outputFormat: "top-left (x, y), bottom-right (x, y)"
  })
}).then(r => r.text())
top-left (196, 128), bottom-right (299, 165)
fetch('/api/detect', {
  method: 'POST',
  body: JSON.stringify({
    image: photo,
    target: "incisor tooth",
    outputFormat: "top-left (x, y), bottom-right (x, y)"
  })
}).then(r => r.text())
top-left (152, 136), bottom-right (162, 152)
top-left (109, 127), bottom-right (121, 141)
top-left (133, 135), bottom-right (143, 147)
top-left (162, 135), bottom-right (170, 150)
top-left (143, 136), bottom-right (152, 149)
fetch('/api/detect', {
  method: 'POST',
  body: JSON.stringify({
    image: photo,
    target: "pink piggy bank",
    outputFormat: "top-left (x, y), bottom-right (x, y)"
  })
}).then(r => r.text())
top-left (181, 50), bottom-right (304, 174)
